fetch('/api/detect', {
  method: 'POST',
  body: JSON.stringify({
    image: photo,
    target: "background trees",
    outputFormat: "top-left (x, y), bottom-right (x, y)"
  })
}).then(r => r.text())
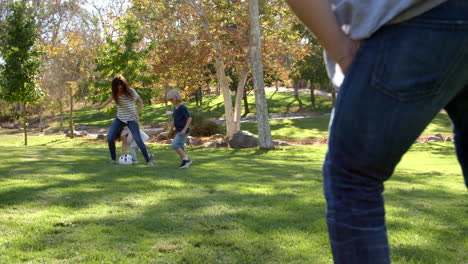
top-left (0, 0), bottom-right (329, 140)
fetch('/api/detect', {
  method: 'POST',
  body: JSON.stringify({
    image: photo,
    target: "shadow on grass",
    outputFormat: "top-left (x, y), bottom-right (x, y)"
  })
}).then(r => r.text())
top-left (0, 142), bottom-right (465, 263)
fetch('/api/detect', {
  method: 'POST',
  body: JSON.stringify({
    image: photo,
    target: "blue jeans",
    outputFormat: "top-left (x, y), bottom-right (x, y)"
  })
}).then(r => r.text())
top-left (172, 132), bottom-right (189, 151)
top-left (323, 1), bottom-right (468, 263)
top-left (107, 118), bottom-right (151, 162)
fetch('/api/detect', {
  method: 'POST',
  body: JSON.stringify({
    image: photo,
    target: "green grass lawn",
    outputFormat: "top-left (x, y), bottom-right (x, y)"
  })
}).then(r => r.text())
top-left (0, 136), bottom-right (465, 263)
top-left (239, 111), bottom-right (452, 140)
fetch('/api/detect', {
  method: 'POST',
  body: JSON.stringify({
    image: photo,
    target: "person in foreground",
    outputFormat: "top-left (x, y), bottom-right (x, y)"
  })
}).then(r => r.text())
top-left (97, 76), bottom-right (154, 166)
top-left (167, 89), bottom-right (193, 169)
top-left (285, 0), bottom-right (468, 263)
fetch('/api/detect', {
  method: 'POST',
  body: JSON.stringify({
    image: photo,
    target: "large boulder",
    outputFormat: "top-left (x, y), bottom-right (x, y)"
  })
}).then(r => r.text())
top-left (97, 134), bottom-right (106, 140)
top-left (75, 125), bottom-right (88, 131)
top-left (157, 132), bottom-right (170, 141)
top-left (210, 134), bottom-right (225, 141)
top-left (445, 136), bottom-right (453, 142)
top-left (203, 141), bottom-right (229, 148)
top-left (229, 130), bottom-right (259, 149)
top-left (434, 133), bottom-right (444, 141)
top-left (427, 136), bottom-right (443, 142)
top-left (186, 136), bottom-right (200, 146)
top-left (142, 128), bottom-right (164, 137)
top-left (273, 140), bottom-right (291, 146)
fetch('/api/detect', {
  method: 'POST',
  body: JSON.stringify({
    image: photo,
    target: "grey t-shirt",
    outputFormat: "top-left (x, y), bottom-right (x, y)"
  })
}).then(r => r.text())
top-left (327, 0), bottom-right (447, 87)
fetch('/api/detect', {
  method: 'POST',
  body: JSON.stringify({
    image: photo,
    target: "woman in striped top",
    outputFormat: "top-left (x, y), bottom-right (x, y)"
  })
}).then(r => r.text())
top-left (97, 76), bottom-right (154, 166)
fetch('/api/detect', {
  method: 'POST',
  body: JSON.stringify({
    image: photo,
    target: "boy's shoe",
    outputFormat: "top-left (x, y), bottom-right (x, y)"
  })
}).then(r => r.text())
top-left (179, 159), bottom-right (192, 169)
top-left (111, 160), bottom-right (118, 165)
top-left (132, 161), bottom-right (138, 165)
top-left (147, 161), bottom-right (155, 166)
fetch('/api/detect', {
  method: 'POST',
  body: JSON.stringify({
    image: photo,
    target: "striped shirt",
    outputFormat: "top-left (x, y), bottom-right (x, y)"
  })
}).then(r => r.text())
top-left (116, 88), bottom-right (140, 123)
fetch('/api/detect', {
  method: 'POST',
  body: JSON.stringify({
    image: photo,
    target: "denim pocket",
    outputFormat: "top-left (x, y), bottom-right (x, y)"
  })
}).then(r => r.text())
top-left (371, 24), bottom-right (457, 102)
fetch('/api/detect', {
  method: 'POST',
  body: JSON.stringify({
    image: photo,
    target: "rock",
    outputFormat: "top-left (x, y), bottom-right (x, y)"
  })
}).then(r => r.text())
top-left (66, 131), bottom-right (82, 138)
top-left (434, 133), bottom-right (444, 141)
top-left (228, 130), bottom-right (259, 149)
top-left (216, 141), bottom-right (229, 148)
top-left (203, 142), bottom-right (218, 148)
top-left (142, 128), bottom-right (164, 136)
top-left (157, 132), bottom-right (169, 141)
top-left (273, 140), bottom-right (290, 146)
top-left (150, 122), bottom-right (168, 128)
top-left (210, 134), bottom-right (225, 141)
top-left (445, 136), bottom-right (452, 142)
top-left (313, 142), bottom-right (321, 145)
top-left (427, 136), bottom-right (443, 142)
top-left (186, 136), bottom-right (200, 146)
top-left (78, 130), bottom-right (87, 136)
top-left (64, 128), bottom-right (71, 133)
top-left (97, 134), bottom-right (106, 140)
top-left (75, 125), bottom-right (88, 131)
top-left (165, 139), bottom-right (173, 144)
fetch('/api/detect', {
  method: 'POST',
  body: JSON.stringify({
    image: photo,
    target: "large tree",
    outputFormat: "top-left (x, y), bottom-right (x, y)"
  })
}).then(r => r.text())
top-left (92, 13), bottom-right (159, 104)
top-left (249, 0), bottom-right (274, 149)
top-left (0, 1), bottom-right (43, 145)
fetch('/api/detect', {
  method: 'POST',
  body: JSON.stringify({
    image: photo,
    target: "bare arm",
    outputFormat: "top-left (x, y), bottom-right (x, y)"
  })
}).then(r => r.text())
top-left (180, 117), bottom-right (192, 136)
top-left (285, 0), bottom-right (360, 73)
top-left (97, 97), bottom-right (113, 111)
top-left (135, 97), bottom-right (143, 122)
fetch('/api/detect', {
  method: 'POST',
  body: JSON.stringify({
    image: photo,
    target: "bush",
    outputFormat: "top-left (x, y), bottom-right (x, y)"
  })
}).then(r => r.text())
top-left (190, 112), bottom-right (223, 137)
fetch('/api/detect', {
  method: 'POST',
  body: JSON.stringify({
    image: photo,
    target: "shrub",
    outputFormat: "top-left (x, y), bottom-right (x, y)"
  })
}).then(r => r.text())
top-left (189, 112), bottom-right (223, 137)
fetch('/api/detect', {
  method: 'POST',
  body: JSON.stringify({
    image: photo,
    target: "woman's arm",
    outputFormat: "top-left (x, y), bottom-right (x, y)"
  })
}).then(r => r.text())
top-left (97, 97), bottom-right (113, 111)
top-left (285, 0), bottom-right (360, 73)
top-left (136, 97), bottom-right (143, 122)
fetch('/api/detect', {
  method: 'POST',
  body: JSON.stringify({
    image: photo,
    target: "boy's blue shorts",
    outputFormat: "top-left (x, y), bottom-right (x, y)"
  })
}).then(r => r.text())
top-left (172, 132), bottom-right (189, 150)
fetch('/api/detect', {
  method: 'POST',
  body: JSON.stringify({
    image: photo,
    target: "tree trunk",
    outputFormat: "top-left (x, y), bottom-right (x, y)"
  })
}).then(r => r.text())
top-left (293, 81), bottom-right (303, 109)
top-left (39, 103), bottom-right (44, 132)
top-left (242, 90), bottom-right (250, 118)
top-left (186, 0), bottom-right (235, 138)
top-left (69, 86), bottom-right (74, 139)
top-left (198, 87), bottom-right (203, 106)
top-left (21, 104), bottom-right (27, 146)
top-left (59, 101), bottom-right (64, 129)
top-left (24, 119), bottom-right (28, 146)
top-left (234, 56), bottom-right (250, 132)
top-left (331, 83), bottom-right (337, 106)
top-left (249, 0), bottom-right (273, 149)
top-left (309, 81), bottom-right (316, 109)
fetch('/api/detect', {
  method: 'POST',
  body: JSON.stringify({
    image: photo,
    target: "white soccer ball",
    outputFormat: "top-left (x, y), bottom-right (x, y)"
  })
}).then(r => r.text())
top-left (119, 154), bottom-right (133, 165)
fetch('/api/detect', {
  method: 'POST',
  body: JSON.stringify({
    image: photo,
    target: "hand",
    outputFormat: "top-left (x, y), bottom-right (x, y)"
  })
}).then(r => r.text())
top-left (333, 38), bottom-right (361, 74)
top-left (180, 130), bottom-right (186, 136)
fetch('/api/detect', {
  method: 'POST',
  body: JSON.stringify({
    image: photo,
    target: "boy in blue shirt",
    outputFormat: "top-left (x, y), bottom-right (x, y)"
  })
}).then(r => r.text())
top-left (167, 89), bottom-right (193, 169)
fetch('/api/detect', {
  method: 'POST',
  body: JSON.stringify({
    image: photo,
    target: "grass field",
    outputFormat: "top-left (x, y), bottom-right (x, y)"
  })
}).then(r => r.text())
top-left (0, 136), bottom-right (465, 263)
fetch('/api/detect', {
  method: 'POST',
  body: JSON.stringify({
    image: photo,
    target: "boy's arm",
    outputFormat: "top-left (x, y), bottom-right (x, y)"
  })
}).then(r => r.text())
top-left (285, 0), bottom-right (360, 73)
top-left (180, 117), bottom-right (192, 136)
top-left (97, 97), bottom-right (113, 111)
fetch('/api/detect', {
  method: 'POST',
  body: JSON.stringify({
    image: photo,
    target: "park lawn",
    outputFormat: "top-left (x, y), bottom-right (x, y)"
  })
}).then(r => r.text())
top-left (239, 111), bottom-right (452, 140)
top-left (0, 136), bottom-right (465, 264)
